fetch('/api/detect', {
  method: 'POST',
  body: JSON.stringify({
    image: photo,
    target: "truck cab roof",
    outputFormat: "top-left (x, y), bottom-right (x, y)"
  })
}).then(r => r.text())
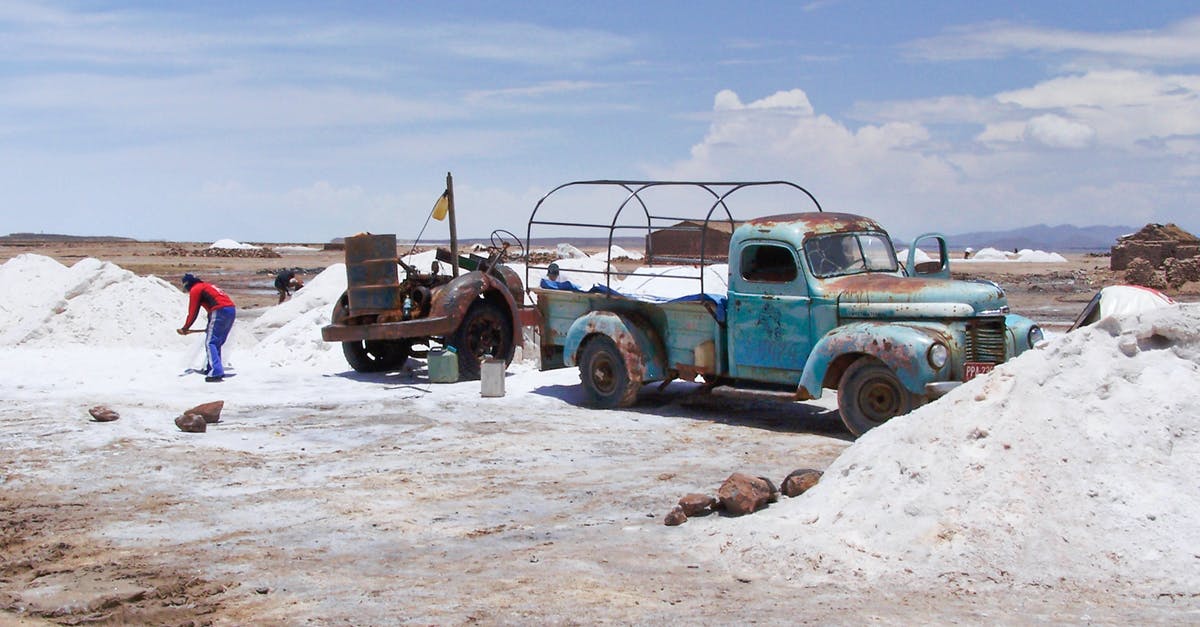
top-left (735, 212), bottom-right (887, 247)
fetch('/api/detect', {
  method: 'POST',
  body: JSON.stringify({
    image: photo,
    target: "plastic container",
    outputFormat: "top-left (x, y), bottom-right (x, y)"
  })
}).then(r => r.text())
top-left (480, 357), bottom-right (505, 397)
top-left (428, 347), bottom-right (459, 383)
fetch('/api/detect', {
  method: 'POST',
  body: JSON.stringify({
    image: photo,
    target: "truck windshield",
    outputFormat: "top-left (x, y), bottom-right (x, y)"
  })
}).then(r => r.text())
top-left (804, 233), bottom-right (899, 278)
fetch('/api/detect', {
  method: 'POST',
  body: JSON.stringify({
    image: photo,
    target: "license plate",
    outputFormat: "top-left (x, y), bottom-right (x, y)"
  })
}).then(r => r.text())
top-left (963, 361), bottom-right (995, 381)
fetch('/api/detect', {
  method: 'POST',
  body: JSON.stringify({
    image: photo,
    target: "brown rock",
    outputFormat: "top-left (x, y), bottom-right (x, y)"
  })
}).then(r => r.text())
top-left (185, 400), bottom-right (224, 424)
top-left (175, 413), bottom-right (207, 433)
top-left (716, 473), bottom-right (774, 516)
top-left (678, 493), bottom-right (717, 517)
top-left (663, 506), bottom-right (687, 526)
top-left (88, 406), bottom-right (120, 422)
top-left (781, 469), bottom-right (823, 497)
top-left (758, 476), bottom-right (780, 503)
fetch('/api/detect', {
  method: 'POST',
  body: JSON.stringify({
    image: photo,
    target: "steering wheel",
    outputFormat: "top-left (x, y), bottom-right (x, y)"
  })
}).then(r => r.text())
top-left (489, 229), bottom-right (526, 260)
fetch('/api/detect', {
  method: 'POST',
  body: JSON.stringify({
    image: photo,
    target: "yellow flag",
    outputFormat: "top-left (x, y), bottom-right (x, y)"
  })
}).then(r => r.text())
top-left (431, 190), bottom-right (449, 221)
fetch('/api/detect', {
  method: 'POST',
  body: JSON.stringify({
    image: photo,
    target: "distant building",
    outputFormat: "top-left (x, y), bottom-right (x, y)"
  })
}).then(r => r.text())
top-left (645, 220), bottom-right (742, 264)
top-left (1110, 223), bottom-right (1200, 270)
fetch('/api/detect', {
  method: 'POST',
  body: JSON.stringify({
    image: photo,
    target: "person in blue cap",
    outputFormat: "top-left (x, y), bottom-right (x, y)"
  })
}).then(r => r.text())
top-left (178, 273), bottom-right (237, 382)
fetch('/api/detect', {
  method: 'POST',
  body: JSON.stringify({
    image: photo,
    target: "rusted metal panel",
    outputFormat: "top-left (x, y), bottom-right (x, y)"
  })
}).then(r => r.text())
top-left (798, 321), bottom-right (952, 399)
top-left (829, 274), bottom-right (1008, 310)
top-left (322, 316), bottom-right (456, 342)
top-left (562, 311), bottom-right (666, 382)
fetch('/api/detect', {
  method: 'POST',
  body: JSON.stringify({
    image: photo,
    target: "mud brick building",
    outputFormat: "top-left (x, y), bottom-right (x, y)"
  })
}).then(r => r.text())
top-left (1110, 223), bottom-right (1200, 270)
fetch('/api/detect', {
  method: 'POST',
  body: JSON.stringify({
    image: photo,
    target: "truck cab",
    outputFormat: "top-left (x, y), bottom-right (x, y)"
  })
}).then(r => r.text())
top-left (721, 212), bottom-right (1040, 433)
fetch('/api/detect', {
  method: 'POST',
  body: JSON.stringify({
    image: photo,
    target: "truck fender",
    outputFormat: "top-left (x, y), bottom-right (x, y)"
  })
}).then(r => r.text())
top-left (429, 271), bottom-right (522, 347)
top-left (563, 311), bottom-right (667, 382)
top-left (798, 322), bottom-right (949, 399)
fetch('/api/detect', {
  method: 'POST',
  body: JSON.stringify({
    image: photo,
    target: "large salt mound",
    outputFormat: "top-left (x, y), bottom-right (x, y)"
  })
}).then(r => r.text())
top-left (0, 254), bottom-right (186, 347)
top-left (249, 264), bottom-right (347, 367)
top-left (709, 303), bottom-right (1200, 593)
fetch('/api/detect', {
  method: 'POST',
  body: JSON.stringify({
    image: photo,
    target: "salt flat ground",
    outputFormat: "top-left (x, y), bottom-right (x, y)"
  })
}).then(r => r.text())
top-left (2, 241), bottom-right (1197, 624)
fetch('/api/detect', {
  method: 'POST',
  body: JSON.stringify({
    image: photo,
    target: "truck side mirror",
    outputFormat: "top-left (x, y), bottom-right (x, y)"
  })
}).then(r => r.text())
top-left (906, 233), bottom-right (950, 279)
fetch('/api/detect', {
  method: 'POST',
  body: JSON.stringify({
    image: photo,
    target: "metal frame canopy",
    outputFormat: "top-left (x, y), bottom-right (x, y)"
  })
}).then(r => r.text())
top-left (525, 180), bottom-right (822, 296)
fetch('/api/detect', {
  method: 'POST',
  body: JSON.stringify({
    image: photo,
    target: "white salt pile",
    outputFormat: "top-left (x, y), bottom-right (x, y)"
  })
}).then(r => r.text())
top-left (615, 264), bottom-right (729, 299)
top-left (556, 243), bottom-right (588, 259)
top-left (209, 239), bottom-right (261, 250)
top-left (0, 254), bottom-right (185, 347)
top-left (964, 247), bottom-right (1068, 262)
top-left (250, 264), bottom-right (348, 367)
top-left (708, 303), bottom-right (1200, 594)
top-left (605, 245), bottom-right (644, 261)
top-left (0, 254), bottom-right (350, 366)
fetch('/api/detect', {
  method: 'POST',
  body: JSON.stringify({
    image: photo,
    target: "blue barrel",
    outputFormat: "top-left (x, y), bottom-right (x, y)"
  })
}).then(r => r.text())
top-left (344, 233), bottom-right (400, 315)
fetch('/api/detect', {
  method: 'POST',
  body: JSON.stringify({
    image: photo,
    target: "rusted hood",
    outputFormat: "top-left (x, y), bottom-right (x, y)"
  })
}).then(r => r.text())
top-left (829, 274), bottom-right (1007, 317)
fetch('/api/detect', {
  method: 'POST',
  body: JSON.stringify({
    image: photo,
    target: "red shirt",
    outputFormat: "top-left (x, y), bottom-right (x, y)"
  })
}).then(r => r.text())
top-left (183, 281), bottom-right (235, 329)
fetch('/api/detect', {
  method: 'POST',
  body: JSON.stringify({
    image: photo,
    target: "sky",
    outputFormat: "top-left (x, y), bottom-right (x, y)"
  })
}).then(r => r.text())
top-left (3, 1), bottom-right (1200, 243)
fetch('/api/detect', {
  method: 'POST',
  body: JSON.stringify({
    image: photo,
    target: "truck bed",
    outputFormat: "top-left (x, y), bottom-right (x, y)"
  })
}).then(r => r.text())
top-left (533, 286), bottom-right (724, 376)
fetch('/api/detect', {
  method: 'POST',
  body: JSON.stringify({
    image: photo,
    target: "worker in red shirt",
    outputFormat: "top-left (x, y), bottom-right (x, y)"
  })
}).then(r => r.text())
top-left (177, 273), bottom-right (237, 382)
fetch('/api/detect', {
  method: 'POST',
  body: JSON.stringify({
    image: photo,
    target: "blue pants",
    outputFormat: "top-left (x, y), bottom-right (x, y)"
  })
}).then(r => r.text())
top-left (205, 307), bottom-right (236, 377)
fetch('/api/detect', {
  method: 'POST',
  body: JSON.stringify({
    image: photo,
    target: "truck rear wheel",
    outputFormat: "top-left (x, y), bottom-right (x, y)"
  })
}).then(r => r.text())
top-left (579, 336), bottom-right (638, 408)
top-left (451, 301), bottom-right (513, 380)
top-left (837, 357), bottom-right (918, 436)
top-left (332, 293), bottom-right (412, 372)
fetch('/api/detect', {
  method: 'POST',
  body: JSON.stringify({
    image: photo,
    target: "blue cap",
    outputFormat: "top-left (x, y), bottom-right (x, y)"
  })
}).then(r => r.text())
top-left (182, 273), bottom-right (199, 287)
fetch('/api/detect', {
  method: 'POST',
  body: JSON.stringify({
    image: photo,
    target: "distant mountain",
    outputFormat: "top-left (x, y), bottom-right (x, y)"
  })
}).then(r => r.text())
top-left (1, 232), bottom-right (138, 242)
top-left (940, 224), bottom-right (1135, 253)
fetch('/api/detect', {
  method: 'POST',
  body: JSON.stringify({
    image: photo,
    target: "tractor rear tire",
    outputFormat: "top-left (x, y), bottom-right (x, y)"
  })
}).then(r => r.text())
top-left (451, 301), bottom-right (513, 380)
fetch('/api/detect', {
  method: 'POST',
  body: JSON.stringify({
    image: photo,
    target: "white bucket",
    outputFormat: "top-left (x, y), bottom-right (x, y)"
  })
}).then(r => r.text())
top-left (480, 357), bottom-right (506, 397)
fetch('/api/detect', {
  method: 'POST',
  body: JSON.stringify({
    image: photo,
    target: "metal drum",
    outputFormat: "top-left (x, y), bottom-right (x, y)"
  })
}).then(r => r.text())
top-left (344, 233), bottom-right (400, 315)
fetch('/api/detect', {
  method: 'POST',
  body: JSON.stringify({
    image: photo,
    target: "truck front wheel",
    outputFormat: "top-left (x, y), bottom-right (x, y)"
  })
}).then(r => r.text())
top-left (837, 357), bottom-right (919, 436)
top-left (579, 336), bottom-right (638, 408)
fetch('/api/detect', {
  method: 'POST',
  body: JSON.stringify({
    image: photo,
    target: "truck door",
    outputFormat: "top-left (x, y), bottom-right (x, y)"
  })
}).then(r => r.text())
top-left (727, 241), bottom-right (813, 384)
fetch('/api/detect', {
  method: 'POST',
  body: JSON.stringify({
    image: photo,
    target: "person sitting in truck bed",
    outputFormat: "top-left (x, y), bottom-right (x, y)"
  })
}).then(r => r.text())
top-left (539, 263), bottom-right (582, 291)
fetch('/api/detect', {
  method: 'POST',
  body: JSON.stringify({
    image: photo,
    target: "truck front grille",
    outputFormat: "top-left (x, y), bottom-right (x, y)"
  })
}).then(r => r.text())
top-left (965, 318), bottom-right (1007, 363)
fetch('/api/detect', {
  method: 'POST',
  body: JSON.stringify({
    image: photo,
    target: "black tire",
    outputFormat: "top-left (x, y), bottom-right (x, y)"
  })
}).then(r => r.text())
top-left (837, 357), bottom-right (920, 436)
top-left (579, 335), bottom-right (638, 408)
top-left (332, 293), bottom-right (412, 373)
top-left (451, 301), bottom-right (513, 380)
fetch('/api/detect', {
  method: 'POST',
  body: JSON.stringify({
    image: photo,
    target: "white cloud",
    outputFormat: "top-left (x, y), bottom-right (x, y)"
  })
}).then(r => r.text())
top-left (1022, 114), bottom-right (1095, 149)
top-left (656, 85), bottom-right (1200, 236)
top-left (908, 16), bottom-right (1200, 65)
top-left (996, 70), bottom-right (1200, 150)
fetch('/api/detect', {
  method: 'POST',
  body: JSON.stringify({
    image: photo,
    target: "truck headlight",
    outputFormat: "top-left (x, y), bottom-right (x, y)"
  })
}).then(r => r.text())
top-left (1028, 325), bottom-right (1044, 346)
top-left (927, 342), bottom-right (949, 369)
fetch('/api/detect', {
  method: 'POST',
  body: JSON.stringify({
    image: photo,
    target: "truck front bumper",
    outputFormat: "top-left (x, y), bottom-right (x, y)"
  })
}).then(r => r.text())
top-left (924, 381), bottom-right (961, 399)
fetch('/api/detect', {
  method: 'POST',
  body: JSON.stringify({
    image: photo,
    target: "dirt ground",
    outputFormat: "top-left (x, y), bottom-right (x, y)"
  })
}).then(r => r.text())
top-left (2, 240), bottom-right (1198, 625)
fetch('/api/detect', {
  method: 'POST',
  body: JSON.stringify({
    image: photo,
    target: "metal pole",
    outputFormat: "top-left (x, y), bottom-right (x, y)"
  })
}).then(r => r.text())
top-left (447, 171), bottom-right (459, 277)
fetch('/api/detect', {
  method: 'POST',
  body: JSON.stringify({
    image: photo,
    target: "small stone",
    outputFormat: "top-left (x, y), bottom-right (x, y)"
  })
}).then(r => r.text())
top-left (255, 586), bottom-right (270, 595)
top-left (88, 406), bottom-right (120, 422)
top-left (175, 413), bottom-right (207, 433)
top-left (781, 469), bottom-right (823, 498)
top-left (716, 473), bottom-right (774, 516)
top-left (185, 400), bottom-right (224, 424)
top-left (664, 506), bottom-right (687, 526)
top-left (677, 493), bottom-right (717, 517)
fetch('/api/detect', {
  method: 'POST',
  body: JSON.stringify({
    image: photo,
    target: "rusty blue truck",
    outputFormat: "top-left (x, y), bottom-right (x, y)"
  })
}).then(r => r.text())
top-left (526, 180), bottom-right (1042, 435)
